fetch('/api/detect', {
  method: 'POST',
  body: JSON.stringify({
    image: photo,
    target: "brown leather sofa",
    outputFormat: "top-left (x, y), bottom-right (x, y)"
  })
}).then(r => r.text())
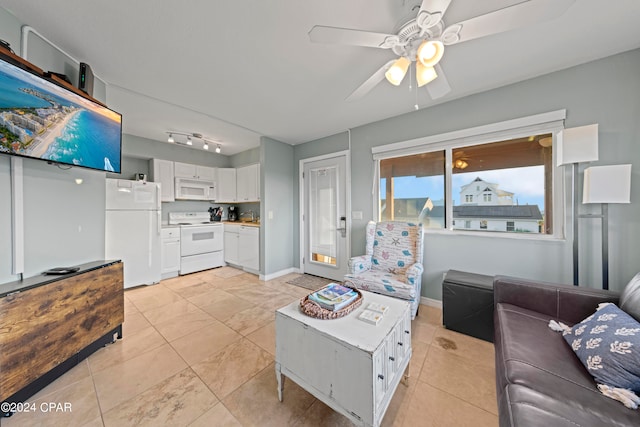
top-left (494, 276), bottom-right (640, 427)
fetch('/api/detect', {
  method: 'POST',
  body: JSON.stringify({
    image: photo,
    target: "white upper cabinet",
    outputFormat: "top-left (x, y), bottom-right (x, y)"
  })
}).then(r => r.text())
top-left (217, 168), bottom-right (237, 202)
top-left (236, 163), bottom-right (260, 202)
top-left (149, 159), bottom-right (175, 202)
top-left (174, 162), bottom-right (216, 181)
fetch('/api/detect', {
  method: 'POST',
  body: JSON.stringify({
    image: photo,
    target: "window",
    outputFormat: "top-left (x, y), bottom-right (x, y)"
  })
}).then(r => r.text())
top-left (374, 112), bottom-right (563, 237)
top-left (379, 151), bottom-right (445, 229)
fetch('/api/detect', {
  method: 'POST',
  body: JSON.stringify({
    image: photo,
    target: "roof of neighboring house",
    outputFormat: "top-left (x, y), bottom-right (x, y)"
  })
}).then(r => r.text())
top-left (452, 205), bottom-right (543, 220)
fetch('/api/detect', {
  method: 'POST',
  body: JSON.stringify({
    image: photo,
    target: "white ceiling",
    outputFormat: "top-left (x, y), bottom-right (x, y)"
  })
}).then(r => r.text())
top-left (1, 0), bottom-right (640, 155)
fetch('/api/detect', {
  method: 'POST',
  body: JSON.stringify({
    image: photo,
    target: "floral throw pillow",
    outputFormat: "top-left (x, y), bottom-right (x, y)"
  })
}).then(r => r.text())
top-left (562, 303), bottom-right (640, 404)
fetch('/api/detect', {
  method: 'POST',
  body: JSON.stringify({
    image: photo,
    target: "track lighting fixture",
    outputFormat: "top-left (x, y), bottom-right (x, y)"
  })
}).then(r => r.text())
top-left (165, 131), bottom-right (223, 152)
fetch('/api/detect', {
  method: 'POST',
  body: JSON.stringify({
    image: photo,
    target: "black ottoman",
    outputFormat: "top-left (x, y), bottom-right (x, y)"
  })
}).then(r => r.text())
top-left (442, 270), bottom-right (494, 342)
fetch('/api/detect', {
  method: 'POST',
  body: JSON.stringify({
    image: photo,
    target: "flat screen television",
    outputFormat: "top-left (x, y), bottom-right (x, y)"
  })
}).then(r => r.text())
top-left (0, 56), bottom-right (122, 173)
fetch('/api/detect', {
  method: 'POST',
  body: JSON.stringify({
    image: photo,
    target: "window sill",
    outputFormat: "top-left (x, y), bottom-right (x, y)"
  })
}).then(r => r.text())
top-left (423, 228), bottom-right (566, 242)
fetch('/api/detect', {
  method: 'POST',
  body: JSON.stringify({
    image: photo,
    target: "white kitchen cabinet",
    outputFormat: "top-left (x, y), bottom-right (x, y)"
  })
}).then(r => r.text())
top-left (238, 225), bottom-right (259, 272)
top-left (149, 159), bottom-right (175, 202)
top-left (236, 163), bottom-right (260, 202)
top-left (161, 227), bottom-right (181, 279)
top-left (275, 292), bottom-right (411, 427)
top-left (224, 224), bottom-right (240, 265)
top-left (174, 162), bottom-right (216, 181)
top-left (217, 168), bottom-right (237, 202)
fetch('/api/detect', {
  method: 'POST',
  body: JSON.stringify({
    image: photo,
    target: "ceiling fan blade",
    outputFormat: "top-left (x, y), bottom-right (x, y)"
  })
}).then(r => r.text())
top-left (441, 0), bottom-right (575, 45)
top-left (426, 64), bottom-right (451, 99)
top-left (346, 60), bottom-right (396, 102)
top-left (417, 0), bottom-right (452, 29)
top-left (309, 25), bottom-right (398, 49)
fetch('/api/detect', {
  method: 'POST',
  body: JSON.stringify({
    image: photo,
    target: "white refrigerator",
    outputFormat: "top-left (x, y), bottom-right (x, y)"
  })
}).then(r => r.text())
top-left (105, 178), bottom-right (161, 288)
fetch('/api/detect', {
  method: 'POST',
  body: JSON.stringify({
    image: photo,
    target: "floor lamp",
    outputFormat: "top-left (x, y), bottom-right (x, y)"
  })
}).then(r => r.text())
top-left (582, 164), bottom-right (632, 290)
top-left (557, 124), bottom-right (599, 286)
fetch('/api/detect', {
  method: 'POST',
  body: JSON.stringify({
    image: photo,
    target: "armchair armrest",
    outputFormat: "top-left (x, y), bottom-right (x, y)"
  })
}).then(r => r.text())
top-left (494, 276), bottom-right (620, 325)
top-left (348, 255), bottom-right (371, 274)
top-left (406, 263), bottom-right (423, 286)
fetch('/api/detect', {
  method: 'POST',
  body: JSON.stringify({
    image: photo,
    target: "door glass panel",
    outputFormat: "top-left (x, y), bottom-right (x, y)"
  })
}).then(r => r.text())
top-left (309, 166), bottom-right (337, 266)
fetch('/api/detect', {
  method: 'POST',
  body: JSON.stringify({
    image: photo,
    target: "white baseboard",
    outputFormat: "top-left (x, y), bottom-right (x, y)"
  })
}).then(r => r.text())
top-left (420, 296), bottom-right (442, 309)
top-left (260, 267), bottom-right (302, 282)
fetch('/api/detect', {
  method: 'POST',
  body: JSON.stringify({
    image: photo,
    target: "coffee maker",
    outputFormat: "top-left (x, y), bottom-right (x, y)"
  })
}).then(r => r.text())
top-left (228, 206), bottom-right (238, 222)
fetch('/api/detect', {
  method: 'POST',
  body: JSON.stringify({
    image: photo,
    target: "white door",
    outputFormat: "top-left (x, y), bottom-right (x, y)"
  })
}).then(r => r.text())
top-left (302, 154), bottom-right (349, 281)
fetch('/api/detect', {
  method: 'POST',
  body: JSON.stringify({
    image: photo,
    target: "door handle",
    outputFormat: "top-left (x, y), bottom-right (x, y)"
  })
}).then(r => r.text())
top-left (337, 216), bottom-right (347, 238)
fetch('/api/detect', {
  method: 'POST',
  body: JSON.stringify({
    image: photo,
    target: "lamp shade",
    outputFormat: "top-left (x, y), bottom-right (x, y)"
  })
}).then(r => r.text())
top-left (385, 57), bottom-right (411, 86)
top-left (416, 62), bottom-right (437, 87)
top-left (417, 40), bottom-right (444, 67)
top-left (557, 124), bottom-right (599, 166)
top-left (583, 164), bottom-right (632, 204)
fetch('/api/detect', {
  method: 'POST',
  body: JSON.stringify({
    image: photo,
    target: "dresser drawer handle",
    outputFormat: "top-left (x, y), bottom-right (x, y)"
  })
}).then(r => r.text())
top-left (397, 342), bottom-right (403, 346)
top-left (389, 356), bottom-right (395, 362)
top-left (404, 330), bottom-right (410, 334)
top-left (378, 374), bottom-right (384, 380)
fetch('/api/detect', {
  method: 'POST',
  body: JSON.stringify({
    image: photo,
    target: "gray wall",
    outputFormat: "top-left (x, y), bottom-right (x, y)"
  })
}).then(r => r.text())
top-left (0, 8), bottom-right (108, 283)
top-left (294, 49), bottom-right (640, 299)
top-left (261, 137), bottom-right (294, 276)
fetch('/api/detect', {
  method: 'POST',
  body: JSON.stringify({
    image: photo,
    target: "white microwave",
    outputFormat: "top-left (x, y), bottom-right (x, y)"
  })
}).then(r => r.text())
top-left (174, 177), bottom-right (216, 201)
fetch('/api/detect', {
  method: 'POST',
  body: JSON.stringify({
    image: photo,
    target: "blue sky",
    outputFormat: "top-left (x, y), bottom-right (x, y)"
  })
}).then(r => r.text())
top-left (381, 165), bottom-right (545, 208)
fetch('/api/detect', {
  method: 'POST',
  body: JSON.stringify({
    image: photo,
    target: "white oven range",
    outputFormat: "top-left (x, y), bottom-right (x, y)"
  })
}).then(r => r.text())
top-left (168, 212), bottom-right (224, 275)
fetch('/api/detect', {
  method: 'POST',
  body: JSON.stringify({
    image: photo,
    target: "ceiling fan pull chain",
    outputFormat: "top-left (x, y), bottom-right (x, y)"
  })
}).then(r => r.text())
top-left (414, 70), bottom-right (419, 110)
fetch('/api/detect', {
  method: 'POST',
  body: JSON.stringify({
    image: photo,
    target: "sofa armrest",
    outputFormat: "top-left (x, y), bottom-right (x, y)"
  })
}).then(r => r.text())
top-left (348, 255), bottom-right (371, 274)
top-left (494, 276), bottom-right (620, 325)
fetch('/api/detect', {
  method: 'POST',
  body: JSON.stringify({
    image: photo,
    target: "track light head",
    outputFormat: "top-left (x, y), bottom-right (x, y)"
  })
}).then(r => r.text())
top-left (215, 144), bottom-right (221, 154)
top-left (186, 136), bottom-right (192, 145)
top-left (203, 141), bottom-right (209, 150)
top-left (167, 133), bottom-right (174, 143)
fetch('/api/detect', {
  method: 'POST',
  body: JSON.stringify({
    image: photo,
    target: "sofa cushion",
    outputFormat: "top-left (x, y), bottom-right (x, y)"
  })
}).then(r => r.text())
top-left (562, 303), bottom-right (640, 394)
top-left (621, 272), bottom-right (640, 322)
top-left (502, 384), bottom-right (640, 427)
top-left (495, 303), bottom-right (599, 395)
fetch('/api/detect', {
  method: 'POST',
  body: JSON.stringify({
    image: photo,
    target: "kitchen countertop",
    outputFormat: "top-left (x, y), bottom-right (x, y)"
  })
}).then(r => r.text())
top-left (222, 220), bottom-right (260, 228)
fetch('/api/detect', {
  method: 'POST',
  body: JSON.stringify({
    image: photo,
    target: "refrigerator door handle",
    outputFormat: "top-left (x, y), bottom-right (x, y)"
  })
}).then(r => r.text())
top-left (155, 184), bottom-right (161, 210)
top-left (157, 211), bottom-right (161, 235)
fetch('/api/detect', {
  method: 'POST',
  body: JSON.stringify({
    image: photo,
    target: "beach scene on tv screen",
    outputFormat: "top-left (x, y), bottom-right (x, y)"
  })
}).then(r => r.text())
top-left (0, 60), bottom-right (121, 172)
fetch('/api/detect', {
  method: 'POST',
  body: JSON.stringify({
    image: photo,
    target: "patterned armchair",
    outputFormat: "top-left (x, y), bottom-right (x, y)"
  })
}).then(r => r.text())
top-left (344, 221), bottom-right (424, 319)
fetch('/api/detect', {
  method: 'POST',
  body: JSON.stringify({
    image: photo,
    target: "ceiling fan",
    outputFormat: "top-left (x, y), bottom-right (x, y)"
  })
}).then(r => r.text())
top-left (309, 0), bottom-right (575, 102)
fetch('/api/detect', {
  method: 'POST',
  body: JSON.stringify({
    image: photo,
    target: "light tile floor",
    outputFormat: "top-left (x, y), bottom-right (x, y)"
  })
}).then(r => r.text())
top-left (3, 267), bottom-right (498, 427)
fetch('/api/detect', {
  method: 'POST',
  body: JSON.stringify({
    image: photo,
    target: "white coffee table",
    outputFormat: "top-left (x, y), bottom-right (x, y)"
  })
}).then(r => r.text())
top-left (275, 291), bottom-right (412, 427)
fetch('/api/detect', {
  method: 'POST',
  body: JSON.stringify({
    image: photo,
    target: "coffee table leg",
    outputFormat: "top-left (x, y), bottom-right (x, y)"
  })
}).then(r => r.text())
top-left (402, 363), bottom-right (410, 386)
top-left (275, 362), bottom-right (284, 402)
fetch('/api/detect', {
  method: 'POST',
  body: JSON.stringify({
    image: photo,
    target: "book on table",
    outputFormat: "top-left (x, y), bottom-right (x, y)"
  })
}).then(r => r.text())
top-left (308, 284), bottom-right (358, 311)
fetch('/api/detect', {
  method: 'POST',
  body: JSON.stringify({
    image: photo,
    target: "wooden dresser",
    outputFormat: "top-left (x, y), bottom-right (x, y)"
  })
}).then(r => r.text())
top-left (0, 260), bottom-right (124, 413)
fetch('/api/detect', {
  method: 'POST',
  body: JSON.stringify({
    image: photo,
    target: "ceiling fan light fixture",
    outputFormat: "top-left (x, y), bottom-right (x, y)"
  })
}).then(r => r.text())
top-left (454, 159), bottom-right (469, 169)
top-left (385, 57), bottom-right (411, 86)
top-left (416, 62), bottom-right (438, 87)
top-left (417, 40), bottom-right (444, 67)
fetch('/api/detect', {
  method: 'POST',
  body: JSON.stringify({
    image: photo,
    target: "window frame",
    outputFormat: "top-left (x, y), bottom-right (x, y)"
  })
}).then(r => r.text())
top-left (372, 110), bottom-right (566, 240)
